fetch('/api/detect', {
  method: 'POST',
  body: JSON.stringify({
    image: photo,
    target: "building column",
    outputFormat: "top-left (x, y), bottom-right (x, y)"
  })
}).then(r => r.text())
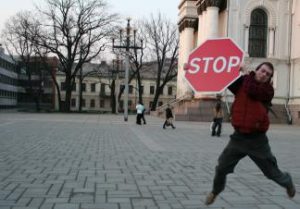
top-left (197, 14), bottom-right (203, 45)
top-left (268, 27), bottom-right (275, 57)
top-left (193, 0), bottom-right (226, 98)
top-left (197, 2), bottom-right (206, 45)
top-left (177, 18), bottom-right (197, 98)
top-left (206, 6), bottom-right (220, 39)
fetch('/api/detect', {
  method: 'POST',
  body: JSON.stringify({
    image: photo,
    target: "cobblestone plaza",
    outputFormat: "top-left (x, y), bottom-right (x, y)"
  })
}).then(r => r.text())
top-left (0, 113), bottom-right (299, 209)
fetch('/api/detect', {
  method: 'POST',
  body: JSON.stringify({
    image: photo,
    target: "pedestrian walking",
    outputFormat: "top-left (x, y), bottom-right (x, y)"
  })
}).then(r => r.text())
top-left (163, 104), bottom-right (175, 129)
top-left (211, 101), bottom-right (223, 137)
top-left (205, 62), bottom-right (296, 205)
top-left (136, 102), bottom-right (144, 125)
top-left (141, 103), bottom-right (146, 124)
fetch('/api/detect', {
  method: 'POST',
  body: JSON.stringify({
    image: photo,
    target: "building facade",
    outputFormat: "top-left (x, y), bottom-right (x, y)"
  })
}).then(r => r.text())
top-left (0, 44), bottom-right (57, 111)
top-left (0, 45), bottom-right (18, 109)
top-left (17, 57), bottom-right (58, 111)
top-left (55, 62), bottom-right (177, 112)
top-left (177, 0), bottom-right (300, 124)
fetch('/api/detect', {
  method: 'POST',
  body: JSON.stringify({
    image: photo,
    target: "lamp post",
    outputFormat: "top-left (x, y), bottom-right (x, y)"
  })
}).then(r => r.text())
top-left (112, 18), bottom-right (143, 122)
top-left (112, 57), bottom-right (123, 114)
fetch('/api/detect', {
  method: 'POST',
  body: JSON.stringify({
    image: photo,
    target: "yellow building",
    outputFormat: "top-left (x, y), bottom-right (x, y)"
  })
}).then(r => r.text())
top-left (55, 61), bottom-right (177, 112)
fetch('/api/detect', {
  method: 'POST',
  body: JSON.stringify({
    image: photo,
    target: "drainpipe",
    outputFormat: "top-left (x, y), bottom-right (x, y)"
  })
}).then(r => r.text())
top-left (285, 0), bottom-right (293, 124)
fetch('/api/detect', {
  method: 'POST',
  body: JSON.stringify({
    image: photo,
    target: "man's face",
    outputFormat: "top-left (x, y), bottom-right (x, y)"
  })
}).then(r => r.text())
top-left (255, 64), bottom-right (273, 83)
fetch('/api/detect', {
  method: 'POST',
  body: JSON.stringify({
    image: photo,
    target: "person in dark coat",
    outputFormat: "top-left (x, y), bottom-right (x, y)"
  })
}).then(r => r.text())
top-left (163, 104), bottom-right (175, 129)
top-left (211, 101), bottom-right (223, 137)
top-left (205, 62), bottom-right (296, 205)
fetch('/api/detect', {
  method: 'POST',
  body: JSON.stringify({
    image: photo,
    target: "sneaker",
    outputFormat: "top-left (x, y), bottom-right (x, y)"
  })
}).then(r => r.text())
top-left (287, 184), bottom-right (296, 198)
top-left (205, 192), bottom-right (217, 205)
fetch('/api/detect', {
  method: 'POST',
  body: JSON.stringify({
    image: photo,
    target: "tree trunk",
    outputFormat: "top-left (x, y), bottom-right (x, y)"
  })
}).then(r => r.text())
top-left (52, 75), bottom-right (62, 112)
top-left (64, 76), bottom-right (72, 112)
top-left (151, 90), bottom-right (160, 111)
top-left (137, 71), bottom-right (143, 104)
top-left (111, 80), bottom-right (116, 113)
top-left (56, 88), bottom-right (62, 111)
top-left (78, 67), bottom-right (84, 112)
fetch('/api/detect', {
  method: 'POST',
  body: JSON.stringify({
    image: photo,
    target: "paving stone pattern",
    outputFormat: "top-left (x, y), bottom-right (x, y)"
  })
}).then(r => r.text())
top-left (0, 113), bottom-right (300, 209)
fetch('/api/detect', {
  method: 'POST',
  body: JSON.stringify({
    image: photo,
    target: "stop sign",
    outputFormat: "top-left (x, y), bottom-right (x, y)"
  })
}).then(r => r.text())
top-left (184, 38), bottom-right (244, 93)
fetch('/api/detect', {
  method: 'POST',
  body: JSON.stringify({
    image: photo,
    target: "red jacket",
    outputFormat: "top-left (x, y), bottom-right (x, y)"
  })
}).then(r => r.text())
top-left (229, 72), bottom-right (274, 134)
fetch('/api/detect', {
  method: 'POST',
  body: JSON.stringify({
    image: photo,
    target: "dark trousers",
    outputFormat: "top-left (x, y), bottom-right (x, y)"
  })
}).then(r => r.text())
top-left (212, 132), bottom-right (293, 195)
top-left (163, 118), bottom-right (175, 128)
top-left (212, 118), bottom-right (223, 136)
top-left (141, 113), bottom-right (146, 124)
top-left (136, 114), bottom-right (142, 125)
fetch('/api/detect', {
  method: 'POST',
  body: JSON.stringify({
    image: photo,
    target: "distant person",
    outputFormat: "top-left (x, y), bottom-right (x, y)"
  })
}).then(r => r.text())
top-left (205, 62), bottom-right (296, 205)
top-left (136, 102), bottom-right (144, 125)
top-left (211, 102), bottom-right (223, 137)
top-left (163, 104), bottom-right (175, 129)
top-left (141, 103), bottom-right (146, 124)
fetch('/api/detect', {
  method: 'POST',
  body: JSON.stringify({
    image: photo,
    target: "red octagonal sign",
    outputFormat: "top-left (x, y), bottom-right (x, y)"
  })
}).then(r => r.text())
top-left (185, 38), bottom-right (244, 93)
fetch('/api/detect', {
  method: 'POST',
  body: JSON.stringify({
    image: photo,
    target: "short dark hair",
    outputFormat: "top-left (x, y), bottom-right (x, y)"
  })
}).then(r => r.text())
top-left (255, 62), bottom-right (274, 82)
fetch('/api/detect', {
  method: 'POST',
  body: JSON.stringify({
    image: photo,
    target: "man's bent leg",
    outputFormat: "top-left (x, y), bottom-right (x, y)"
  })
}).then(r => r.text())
top-left (206, 139), bottom-right (246, 205)
top-left (212, 145), bottom-right (245, 195)
top-left (250, 145), bottom-right (295, 198)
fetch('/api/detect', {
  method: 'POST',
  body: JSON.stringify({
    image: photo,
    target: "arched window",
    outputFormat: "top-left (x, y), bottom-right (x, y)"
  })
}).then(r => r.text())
top-left (249, 8), bottom-right (268, 57)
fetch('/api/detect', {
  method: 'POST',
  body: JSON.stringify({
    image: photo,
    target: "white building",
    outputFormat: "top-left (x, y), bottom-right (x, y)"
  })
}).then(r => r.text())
top-left (0, 44), bottom-right (18, 109)
top-left (177, 0), bottom-right (300, 124)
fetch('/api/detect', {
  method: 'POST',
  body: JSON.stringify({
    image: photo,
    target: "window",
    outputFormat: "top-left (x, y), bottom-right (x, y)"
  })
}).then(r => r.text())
top-left (158, 101), bottom-right (163, 106)
top-left (120, 85), bottom-right (125, 92)
top-left (100, 83), bottom-right (105, 94)
top-left (128, 100), bottom-right (132, 107)
top-left (100, 99), bottom-right (105, 108)
top-left (150, 86), bottom-right (155, 95)
top-left (81, 83), bottom-right (86, 92)
top-left (91, 83), bottom-right (96, 92)
top-left (168, 86), bottom-right (173, 95)
top-left (71, 98), bottom-right (76, 107)
top-left (129, 85), bottom-right (133, 94)
top-left (61, 82), bottom-right (66, 91)
top-left (72, 84), bottom-right (76, 91)
top-left (82, 99), bottom-right (86, 107)
top-left (140, 86), bottom-right (144, 95)
top-left (90, 99), bottom-right (95, 108)
top-left (249, 8), bottom-right (268, 57)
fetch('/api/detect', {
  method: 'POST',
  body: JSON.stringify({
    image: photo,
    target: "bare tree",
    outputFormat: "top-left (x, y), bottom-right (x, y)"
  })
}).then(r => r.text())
top-left (31, 0), bottom-right (118, 112)
top-left (142, 13), bottom-right (178, 111)
top-left (1, 11), bottom-right (50, 111)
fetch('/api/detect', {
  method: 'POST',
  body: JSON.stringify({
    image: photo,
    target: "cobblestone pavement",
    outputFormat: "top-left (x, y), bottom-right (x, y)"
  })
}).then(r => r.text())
top-left (0, 113), bottom-right (300, 209)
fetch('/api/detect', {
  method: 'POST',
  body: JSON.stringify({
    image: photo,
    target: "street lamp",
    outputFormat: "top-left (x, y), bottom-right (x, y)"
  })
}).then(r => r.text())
top-left (112, 18), bottom-right (143, 122)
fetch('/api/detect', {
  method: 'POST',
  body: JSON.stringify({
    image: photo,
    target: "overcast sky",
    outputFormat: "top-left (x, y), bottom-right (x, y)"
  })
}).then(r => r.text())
top-left (0, 0), bottom-right (179, 36)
